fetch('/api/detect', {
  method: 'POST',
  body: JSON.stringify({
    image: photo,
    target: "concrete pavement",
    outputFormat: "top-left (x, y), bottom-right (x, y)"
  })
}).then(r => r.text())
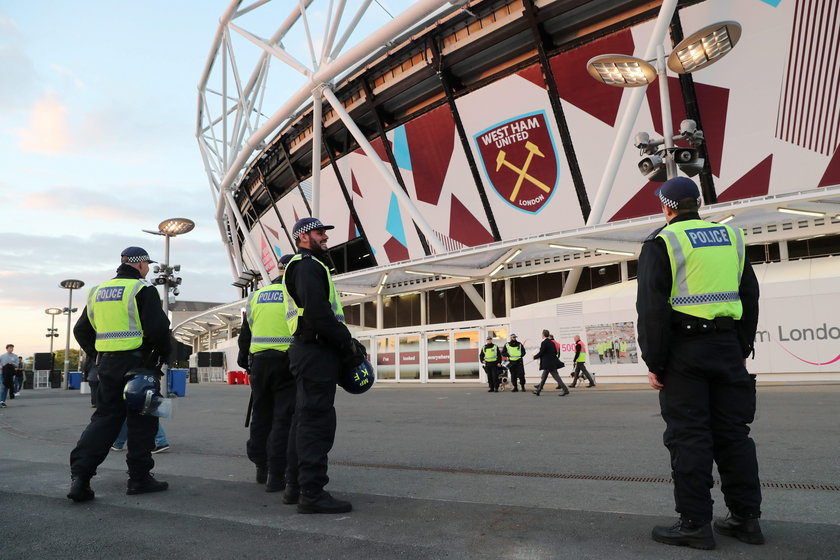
top-left (1, 381), bottom-right (838, 559)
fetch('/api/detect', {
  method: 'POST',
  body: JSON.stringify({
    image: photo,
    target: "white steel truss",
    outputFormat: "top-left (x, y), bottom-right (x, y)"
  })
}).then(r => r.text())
top-left (196, 0), bottom-right (457, 284)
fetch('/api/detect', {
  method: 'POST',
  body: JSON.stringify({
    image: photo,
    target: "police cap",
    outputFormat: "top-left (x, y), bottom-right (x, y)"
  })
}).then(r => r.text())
top-left (656, 177), bottom-right (701, 210)
top-left (292, 218), bottom-right (334, 241)
top-left (121, 246), bottom-right (157, 263)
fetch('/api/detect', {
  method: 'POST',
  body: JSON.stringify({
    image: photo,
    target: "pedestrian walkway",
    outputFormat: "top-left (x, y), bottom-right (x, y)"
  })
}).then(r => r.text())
top-left (1, 383), bottom-right (838, 559)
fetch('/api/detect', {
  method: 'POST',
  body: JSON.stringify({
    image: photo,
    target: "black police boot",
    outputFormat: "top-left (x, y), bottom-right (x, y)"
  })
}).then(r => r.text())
top-left (67, 476), bottom-right (95, 503)
top-left (265, 472), bottom-right (285, 493)
top-left (651, 518), bottom-right (715, 550)
top-left (558, 389), bottom-right (570, 397)
top-left (283, 484), bottom-right (300, 505)
top-left (126, 473), bottom-right (169, 495)
top-left (714, 512), bottom-right (765, 544)
top-left (255, 465), bottom-right (268, 485)
top-left (532, 389), bottom-right (541, 395)
top-left (297, 491), bottom-right (352, 514)
top-left (512, 387), bottom-right (518, 392)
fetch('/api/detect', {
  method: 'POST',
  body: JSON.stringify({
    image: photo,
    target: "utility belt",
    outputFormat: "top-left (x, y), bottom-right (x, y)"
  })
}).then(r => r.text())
top-left (253, 349), bottom-right (288, 356)
top-left (673, 314), bottom-right (736, 335)
top-left (97, 349), bottom-right (146, 363)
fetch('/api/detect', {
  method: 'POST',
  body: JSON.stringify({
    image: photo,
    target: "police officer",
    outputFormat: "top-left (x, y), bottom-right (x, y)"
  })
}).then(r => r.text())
top-left (238, 253), bottom-right (299, 499)
top-left (283, 218), bottom-right (363, 514)
top-left (570, 335), bottom-right (595, 388)
top-left (68, 246), bottom-right (171, 502)
top-left (479, 336), bottom-right (501, 392)
top-left (502, 334), bottom-right (526, 392)
top-left (637, 177), bottom-right (762, 549)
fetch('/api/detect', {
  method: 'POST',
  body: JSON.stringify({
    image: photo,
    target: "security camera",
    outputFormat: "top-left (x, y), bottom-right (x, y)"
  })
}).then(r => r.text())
top-left (638, 154), bottom-right (667, 182)
top-left (173, 264), bottom-right (181, 272)
top-left (173, 288), bottom-right (180, 297)
top-left (679, 119), bottom-right (697, 136)
top-left (153, 265), bottom-right (160, 273)
top-left (634, 132), bottom-right (650, 150)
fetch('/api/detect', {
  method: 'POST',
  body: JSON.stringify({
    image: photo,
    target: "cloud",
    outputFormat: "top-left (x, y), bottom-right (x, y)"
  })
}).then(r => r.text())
top-left (14, 92), bottom-right (72, 153)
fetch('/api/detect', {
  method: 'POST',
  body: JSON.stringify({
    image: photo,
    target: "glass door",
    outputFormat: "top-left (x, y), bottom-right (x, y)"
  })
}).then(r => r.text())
top-left (427, 332), bottom-right (452, 381)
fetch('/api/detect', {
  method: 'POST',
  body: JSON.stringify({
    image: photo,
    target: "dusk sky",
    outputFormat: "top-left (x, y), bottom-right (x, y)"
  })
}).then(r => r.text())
top-left (1, 1), bottom-right (400, 357)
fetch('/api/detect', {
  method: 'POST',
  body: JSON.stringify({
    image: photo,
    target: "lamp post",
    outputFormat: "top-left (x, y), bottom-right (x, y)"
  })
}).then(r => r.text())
top-left (143, 218), bottom-right (194, 374)
top-left (59, 279), bottom-right (85, 389)
top-left (585, 21), bottom-right (741, 183)
top-left (45, 308), bottom-right (62, 365)
top-left (559, 18), bottom-right (741, 297)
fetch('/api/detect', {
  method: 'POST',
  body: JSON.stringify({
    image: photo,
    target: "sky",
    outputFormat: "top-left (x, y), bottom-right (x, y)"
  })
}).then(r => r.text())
top-left (0, 1), bottom-right (256, 356)
top-left (0, 0), bottom-right (404, 358)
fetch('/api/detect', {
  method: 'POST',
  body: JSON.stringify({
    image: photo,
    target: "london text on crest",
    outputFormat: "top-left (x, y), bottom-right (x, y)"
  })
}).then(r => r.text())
top-left (474, 111), bottom-right (559, 214)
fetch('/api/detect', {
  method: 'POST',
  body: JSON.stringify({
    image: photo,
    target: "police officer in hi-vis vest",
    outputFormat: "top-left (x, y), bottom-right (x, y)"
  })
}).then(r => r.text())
top-left (479, 336), bottom-right (502, 392)
top-left (238, 253), bottom-right (299, 500)
top-left (283, 218), bottom-right (364, 514)
top-left (502, 334), bottom-right (526, 392)
top-left (68, 246), bottom-right (171, 502)
top-left (637, 177), bottom-right (762, 549)
top-left (570, 335), bottom-right (595, 388)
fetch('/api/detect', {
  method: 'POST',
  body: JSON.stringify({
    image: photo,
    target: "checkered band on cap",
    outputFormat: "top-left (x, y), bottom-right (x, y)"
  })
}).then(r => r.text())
top-left (292, 218), bottom-right (334, 240)
top-left (656, 177), bottom-right (701, 210)
top-left (120, 246), bottom-right (155, 263)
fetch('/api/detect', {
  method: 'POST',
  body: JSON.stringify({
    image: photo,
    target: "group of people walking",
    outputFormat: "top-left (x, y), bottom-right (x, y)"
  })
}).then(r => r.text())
top-left (479, 331), bottom-right (595, 395)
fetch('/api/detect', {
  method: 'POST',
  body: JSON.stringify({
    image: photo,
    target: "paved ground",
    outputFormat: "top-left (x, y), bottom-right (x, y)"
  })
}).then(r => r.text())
top-left (1, 380), bottom-right (838, 559)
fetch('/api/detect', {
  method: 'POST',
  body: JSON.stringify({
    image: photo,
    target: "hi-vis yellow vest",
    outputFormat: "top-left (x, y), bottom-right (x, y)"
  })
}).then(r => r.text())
top-left (282, 254), bottom-right (345, 335)
top-left (246, 284), bottom-right (293, 353)
top-left (505, 343), bottom-right (523, 361)
top-left (86, 278), bottom-right (147, 351)
top-left (482, 345), bottom-right (498, 362)
top-left (657, 219), bottom-right (745, 320)
top-left (575, 341), bottom-right (587, 363)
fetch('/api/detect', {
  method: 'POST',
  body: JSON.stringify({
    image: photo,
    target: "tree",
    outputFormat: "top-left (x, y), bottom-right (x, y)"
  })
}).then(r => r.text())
top-left (53, 349), bottom-right (81, 371)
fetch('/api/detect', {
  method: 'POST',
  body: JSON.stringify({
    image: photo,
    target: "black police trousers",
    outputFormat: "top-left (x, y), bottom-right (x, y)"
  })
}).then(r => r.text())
top-left (70, 353), bottom-right (158, 480)
top-left (507, 360), bottom-right (526, 389)
top-left (288, 341), bottom-right (340, 496)
top-left (484, 362), bottom-right (499, 390)
top-left (658, 330), bottom-right (761, 523)
top-left (247, 350), bottom-right (298, 483)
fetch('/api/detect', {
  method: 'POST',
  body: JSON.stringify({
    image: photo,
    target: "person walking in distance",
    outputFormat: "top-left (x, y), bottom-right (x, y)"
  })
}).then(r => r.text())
top-left (532, 330), bottom-right (568, 397)
top-left (637, 177), bottom-right (763, 549)
top-left (283, 218), bottom-right (365, 514)
top-left (238, 253), bottom-right (299, 499)
top-left (502, 334), bottom-right (526, 392)
top-left (0, 344), bottom-right (20, 407)
top-left (479, 336), bottom-right (501, 392)
top-left (570, 335), bottom-right (595, 388)
top-left (67, 246), bottom-right (171, 502)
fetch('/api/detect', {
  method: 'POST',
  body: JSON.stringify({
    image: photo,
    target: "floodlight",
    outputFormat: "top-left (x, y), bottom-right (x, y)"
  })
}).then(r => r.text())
top-left (668, 21), bottom-right (742, 74)
top-left (158, 218), bottom-right (196, 237)
top-left (586, 54), bottom-right (657, 87)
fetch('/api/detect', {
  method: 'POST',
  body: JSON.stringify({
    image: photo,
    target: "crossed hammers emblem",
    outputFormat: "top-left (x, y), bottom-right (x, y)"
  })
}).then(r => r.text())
top-left (495, 141), bottom-right (551, 202)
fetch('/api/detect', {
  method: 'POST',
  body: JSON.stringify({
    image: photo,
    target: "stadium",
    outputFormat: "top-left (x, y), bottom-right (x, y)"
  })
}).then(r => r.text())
top-left (176, 0), bottom-right (840, 384)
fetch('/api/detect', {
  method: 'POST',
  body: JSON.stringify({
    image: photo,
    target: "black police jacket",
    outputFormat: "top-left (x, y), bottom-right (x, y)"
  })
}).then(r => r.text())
top-left (636, 212), bottom-right (760, 375)
top-left (73, 264), bottom-right (171, 362)
top-left (284, 248), bottom-right (353, 352)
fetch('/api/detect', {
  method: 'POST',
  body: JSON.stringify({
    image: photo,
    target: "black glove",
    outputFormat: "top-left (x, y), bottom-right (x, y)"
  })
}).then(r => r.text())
top-left (341, 338), bottom-right (367, 369)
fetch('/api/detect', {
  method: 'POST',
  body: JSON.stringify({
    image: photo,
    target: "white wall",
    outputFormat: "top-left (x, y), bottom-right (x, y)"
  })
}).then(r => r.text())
top-left (510, 257), bottom-right (840, 382)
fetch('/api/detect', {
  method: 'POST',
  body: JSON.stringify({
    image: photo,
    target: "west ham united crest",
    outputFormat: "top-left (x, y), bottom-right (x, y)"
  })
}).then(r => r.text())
top-left (474, 111), bottom-right (559, 214)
